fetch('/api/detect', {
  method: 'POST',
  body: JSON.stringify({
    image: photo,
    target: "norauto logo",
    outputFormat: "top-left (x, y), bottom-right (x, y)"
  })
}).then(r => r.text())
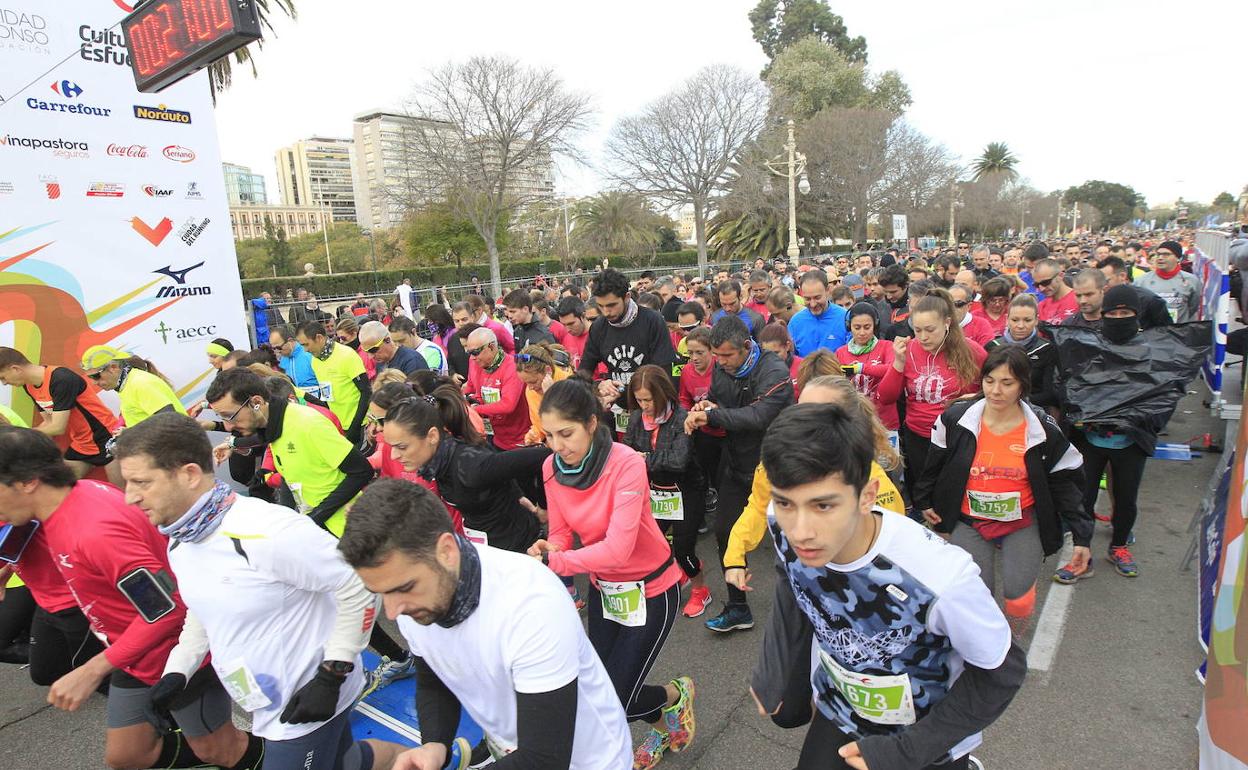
top-left (107, 143), bottom-right (146, 158)
top-left (0, 134), bottom-right (89, 159)
top-left (1, 8), bottom-right (51, 54)
top-left (163, 145), bottom-right (194, 163)
top-left (143, 185), bottom-right (173, 198)
top-left (154, 321), bottom-right (217, 344)
top-left (78, 24), bottom-right (129, 67)
top-left (178, 217), bottom-right (210, 246)
top-left (153, 261), bottom-right (211, 298)
top-left (26, 80), bottom-right (111, 118)
top-left (133, 104), bottom-right (191, 124)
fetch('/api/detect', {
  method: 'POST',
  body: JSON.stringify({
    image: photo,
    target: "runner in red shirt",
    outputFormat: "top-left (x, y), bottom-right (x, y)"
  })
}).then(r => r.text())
top-left (462, 327), bottom-right (531, 450)
top-left (0, 427), bottom-right (261, 770)
top-left (556, 296), bottom-right (593, 371)
top-left (835, 303), bottom-right (900, 433)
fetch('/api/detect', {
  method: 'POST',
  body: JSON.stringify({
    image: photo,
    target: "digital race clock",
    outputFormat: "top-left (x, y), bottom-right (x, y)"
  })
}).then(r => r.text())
top-left (121, 0), bottom-right (262, 93)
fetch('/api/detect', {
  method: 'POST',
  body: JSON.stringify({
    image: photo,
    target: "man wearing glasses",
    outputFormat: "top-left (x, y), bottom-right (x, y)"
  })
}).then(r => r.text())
top-left (268, 325), bottom-right (319, 390)
top-left (358, 322), bottom-right (428, 378)
top-left (295, 321), bottom-right (371, 445)
top-left (462, 327), bottom-right (531, 450)
top-left (1033, 258), bottom-right (1079, 324)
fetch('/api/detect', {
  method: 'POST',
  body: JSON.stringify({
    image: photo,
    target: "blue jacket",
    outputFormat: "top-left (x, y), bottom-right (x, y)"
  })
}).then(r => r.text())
top-left (279, 343), bottom-right (319, 389)
top-left (712, 307), bottom-right (766, 339)
top-left (787, 304), bottom-right (849, 356)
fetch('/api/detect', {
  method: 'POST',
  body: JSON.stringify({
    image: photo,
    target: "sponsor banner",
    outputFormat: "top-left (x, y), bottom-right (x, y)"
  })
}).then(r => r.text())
top-left (0, 0), bottom-right (246, 423)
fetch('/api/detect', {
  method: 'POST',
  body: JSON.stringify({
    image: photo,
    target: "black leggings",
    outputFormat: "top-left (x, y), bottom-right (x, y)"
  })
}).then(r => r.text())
top-left (0, 584), bottom-right (34, 663)
top-left (587, 582), bottom-right (679, 724)
top-left (656, 475), bottom-right (706, 580)
top-left (692, 432), bottom-right (724, 490)
top-left (714, 470), bottom-right (754, 606)
top-left (28, 605), bottom-right (106, 687)
top-left (1073, 433), bottom-right (1148, 548)
top-left (795, 710), bottom-right (969, 769)
top-left (903, 426), bottom-right (933, 515)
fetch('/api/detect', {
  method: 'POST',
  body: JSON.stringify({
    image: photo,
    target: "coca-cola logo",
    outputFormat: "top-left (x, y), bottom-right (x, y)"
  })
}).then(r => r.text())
top-left (107, 143), bottom-right (146, 158)
top-left (162, 144), bottom-right (194, 163)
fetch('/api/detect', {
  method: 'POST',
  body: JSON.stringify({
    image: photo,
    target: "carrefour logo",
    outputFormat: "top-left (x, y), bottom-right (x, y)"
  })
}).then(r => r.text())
top-left (133, 104), bottom-right (191, 124)
top-left (26, 80), bottom-right (110, 118)
top-left (50, 80), bottom-right (82, 98)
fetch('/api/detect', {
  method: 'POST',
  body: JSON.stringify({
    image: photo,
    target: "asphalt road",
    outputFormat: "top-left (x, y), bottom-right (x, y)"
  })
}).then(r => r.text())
top-left (0, 390), bottom-right (1218, 770)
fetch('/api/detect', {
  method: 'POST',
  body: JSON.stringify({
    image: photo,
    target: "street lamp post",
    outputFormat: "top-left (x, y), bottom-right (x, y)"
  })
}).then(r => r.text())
top-left (764, 119), bottom-right (809, 266)
top-left (947, 178), bottom-right (963, 246)
top-left (362, 228), bottom-right (379, 294)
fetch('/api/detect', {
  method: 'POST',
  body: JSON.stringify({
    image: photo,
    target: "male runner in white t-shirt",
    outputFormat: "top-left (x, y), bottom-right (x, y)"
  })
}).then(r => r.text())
top-left (113, 413), bottom-right (405, 770)
top-left (339, 478), bottom-right (632, 770)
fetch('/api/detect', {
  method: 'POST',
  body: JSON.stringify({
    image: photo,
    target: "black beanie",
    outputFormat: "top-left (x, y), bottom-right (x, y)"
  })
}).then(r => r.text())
top-left (1158, 240), bottom-right (1184, 259)
top-left (1102, 284), bottom-right (1141, 316)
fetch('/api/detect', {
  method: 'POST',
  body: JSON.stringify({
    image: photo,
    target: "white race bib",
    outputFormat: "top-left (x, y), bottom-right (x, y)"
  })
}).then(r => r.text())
top-left (966, 489), bottom-right (1023, 521)
top-left (612, 405), bottom-right (629, 433)
top-left (288, 482), bottom-right (310, 515)
top-left (481, 386), bottom-right (501, 404)
top-left (886, 430), bottom-right (900, 452)
top-left (649, 488), bottom-right (685, 521)
top-left (818, 649), bottom-right (916, 725)
top-left (463, 527), bottom-right (488, 547)
top-left (220, 657), bottom-right (272, 712)
top-left (598, 580), bottom-right (646, 627)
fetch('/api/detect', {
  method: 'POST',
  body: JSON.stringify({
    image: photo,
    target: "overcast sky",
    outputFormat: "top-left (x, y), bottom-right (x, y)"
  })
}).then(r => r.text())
top-left (214, 0), bottom-right (1247, 211)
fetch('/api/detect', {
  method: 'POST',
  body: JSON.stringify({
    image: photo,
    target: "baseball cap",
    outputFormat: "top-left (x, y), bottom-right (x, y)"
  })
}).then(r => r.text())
top-left (843, 274), bottom-right (865, 299)
top-left (80, 344), bottom-right (128, 374)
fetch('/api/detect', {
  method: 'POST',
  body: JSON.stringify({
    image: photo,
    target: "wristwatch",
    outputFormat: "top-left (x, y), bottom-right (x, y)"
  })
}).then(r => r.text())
top-left (321, 660), bottom-right (354, 677)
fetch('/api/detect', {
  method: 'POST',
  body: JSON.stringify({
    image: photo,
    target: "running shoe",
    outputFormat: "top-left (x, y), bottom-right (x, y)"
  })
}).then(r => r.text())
top-left (705, 603), bottom-right (754, 633)
top-left (1093, 512), bottom-right (1111, 523)
top-left (1126, 530), bottom-right (1136, 546)
top-left (682, 586), bottom-right (711, 618)
top-left (632, 729), bottom-right (670, 770)
top-left (662, 676), bottom-right (696, 752)
top-left (467, 738), bottom-right (495, 768)
top-left (1052, 561), bottom-right (1095, 584)
top-left (1107, 546), bottom-right (1139, 577)
top-left (451, 737), bottom-right (475, 769)
top-left (361, 654), bottom-right (417, 698)
top-left (968, 756), bottom-right (985, 770)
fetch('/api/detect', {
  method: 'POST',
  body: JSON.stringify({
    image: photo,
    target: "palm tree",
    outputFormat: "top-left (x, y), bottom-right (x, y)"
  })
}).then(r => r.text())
top-left (970, 142), bottom-right (1019, 182)
top-left (572, 191), bottom-right (662, 258)
top-left (207, 0), bottom-right (297, 96)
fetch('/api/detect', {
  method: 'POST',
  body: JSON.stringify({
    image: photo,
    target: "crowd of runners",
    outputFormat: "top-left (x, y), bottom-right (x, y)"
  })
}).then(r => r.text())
top-left (0, 231), bottom-right (1218, 769)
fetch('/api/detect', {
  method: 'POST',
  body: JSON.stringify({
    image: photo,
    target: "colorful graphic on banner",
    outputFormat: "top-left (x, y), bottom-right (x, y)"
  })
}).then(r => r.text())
top-left (1192, 231), bottom-right (1231, 411)
top-left (0, 0), bottom-right (246, 423)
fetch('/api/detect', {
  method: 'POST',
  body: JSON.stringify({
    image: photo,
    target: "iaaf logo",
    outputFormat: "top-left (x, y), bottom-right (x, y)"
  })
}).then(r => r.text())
top-left (154, 321), bottom-right (217, 344)
top-left (107, 143), bottom-right (146, 158)
top-left (153, 261), bottom-right (211, 298)
top-left (178, 217), bottom-right (210, 246)
top-left (143, 185), bottom-right (173, 198)
top-left (85, 182), bottom-right (124, 198)
top-left (163, 145), bottom-right (194, 163)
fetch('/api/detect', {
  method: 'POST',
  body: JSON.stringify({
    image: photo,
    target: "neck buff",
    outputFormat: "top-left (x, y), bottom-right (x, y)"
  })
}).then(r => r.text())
top-left (848, 337), bottom-right (878, 356)
top-left (485, 348), bottom-right (505, 373)
top-left (437, 534), bottom-right (482, 628)
top-left (418, 433), bottom-right (455, 482)
top-left (608, 299), bottom-right (639, 328)
top-left (1155, 264), bottom-right (1181, 280)
top-left (553, 423), bottom-right (614, 490)
top-left (316, 339), bottom-right (336, 361)
top-left (731, 342), bottom-right (761, 379)
top-left (642, 404), bottom-right (673, 432)
top-left (115, 364), bottom-right (133, 392)
top-left (160, 481), bottom-right (236, 544)
top-left (1002, 327), bottom-right (1038, 345)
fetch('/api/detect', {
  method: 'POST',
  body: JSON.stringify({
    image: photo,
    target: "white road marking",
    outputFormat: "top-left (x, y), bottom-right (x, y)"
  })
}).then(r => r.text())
top-left (1028, 538), bottom-right (1076, 671)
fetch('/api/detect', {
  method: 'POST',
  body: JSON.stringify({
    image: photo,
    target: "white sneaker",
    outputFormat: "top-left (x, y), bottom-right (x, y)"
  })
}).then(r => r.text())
top-left (968, 755), bottom-right (985, 770)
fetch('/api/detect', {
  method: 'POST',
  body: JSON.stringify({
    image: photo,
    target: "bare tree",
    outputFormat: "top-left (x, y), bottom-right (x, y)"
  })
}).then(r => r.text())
top-left (605, 65), bottom-right (770, 276)
top-left (398, 56), bottom-right (593, 297)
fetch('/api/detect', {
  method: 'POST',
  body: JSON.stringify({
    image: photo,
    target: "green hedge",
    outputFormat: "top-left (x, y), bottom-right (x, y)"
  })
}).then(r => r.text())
top-left (240, 251), bottom-right (702, 299)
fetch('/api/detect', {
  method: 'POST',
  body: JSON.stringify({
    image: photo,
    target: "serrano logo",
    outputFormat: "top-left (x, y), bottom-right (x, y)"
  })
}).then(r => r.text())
top-left (162, 145), bottom-right (194, 163)
top-left (107, 143), bottom-right (146, 158)
top-left (143, 185), bottom-right (173, 198)
top-left (133, 104), bottom-right (191, 124)
top-left (131, 216), bottom-right (173, 246)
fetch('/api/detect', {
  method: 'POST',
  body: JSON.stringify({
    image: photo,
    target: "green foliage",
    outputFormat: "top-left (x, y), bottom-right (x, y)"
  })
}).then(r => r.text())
top-left (657, 226), bottom-right (681, 254)
top-left (207, 0), bottom-right (297, 97)
top-left (765, 37), bottom-right (910, 120)
top-left (401, 202), bottom-right (505, 265)
top-left (1213, 191), bottom-right (1237, 210)
top-left (262, 217), bottom-right (292, 275)
top-left (572, 191), bottom-right (667, 257)
top-left (1063, 180), bottom-right (1146, 229)
top-left (237, 251), bottom-right (702, 300)
top-left (707, 207), bottom-right (823, 262)
top-left (970, 142), bottom-right (1019, 182)
top-left (750, 0), bottom-right (867, 75)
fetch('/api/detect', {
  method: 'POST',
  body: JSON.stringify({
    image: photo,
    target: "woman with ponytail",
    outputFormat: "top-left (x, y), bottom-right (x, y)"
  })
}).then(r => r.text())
top-left (529, 378), bottom-right (696, 770)
top-left (382, 384), bottom-right (548, 553)
top-left (877, 287), bottom-right (987, 501)
top-left (79, 346), bottom-right (187, 429)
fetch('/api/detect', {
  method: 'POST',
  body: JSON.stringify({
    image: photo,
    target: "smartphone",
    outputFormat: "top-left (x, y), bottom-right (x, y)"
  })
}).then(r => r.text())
top-left (841, 365), bottom-right (857, 376)
top-left (117, 567), bottom-right (177, 623)
top-left (0, 521), bottom-right (39, 564)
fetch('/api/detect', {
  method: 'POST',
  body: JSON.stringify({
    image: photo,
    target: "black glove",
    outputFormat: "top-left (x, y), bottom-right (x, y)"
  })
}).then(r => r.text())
top-left (279, 665), bottom-right (347, 724)
top-left (149, 673), bottom-right (187, 713)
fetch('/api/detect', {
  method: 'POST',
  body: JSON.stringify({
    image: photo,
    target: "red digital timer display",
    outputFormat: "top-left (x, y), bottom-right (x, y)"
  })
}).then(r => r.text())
top-left (122, 0), bottom-right (261, 93)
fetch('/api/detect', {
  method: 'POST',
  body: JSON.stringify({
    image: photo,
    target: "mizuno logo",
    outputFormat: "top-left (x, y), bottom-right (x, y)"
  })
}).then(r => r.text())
top-left (153, 261), bottom-right (205, 284)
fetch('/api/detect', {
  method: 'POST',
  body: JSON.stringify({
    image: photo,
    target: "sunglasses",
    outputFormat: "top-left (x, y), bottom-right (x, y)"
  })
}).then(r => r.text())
top-left (86, 371), bottom-right (103, 380)
top-left (365, 413), bottom-right (386, 427)
top-left (514, 352), bottom-right (549, 365)
top-left (953, 300), bottom-right (970, 308)
top-left (1034, 277), bottom-right (1055, 288)
top-left (365, 336), bottom-right (390, 354)
top-left (678, 322), bottom-right (701, 331)
top-left (466, 345), bottom-right (489, 357)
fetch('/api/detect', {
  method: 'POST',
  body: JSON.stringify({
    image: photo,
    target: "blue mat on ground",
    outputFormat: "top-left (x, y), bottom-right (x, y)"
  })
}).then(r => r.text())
top-left (350, 651), bottom-right (482, 763)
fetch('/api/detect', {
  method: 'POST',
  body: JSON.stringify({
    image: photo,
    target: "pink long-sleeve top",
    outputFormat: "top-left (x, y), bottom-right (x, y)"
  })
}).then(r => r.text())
top-left (543, 442), bottom-right (683, 597)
